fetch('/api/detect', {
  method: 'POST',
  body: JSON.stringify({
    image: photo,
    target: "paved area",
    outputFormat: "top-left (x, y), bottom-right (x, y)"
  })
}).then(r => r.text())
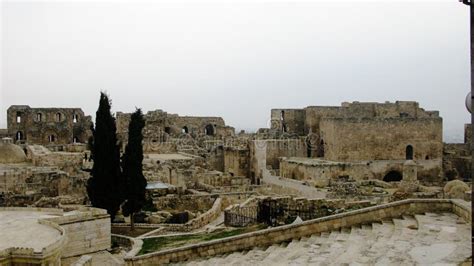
top-left (181, 212), bottom-right (471, 265)
top-left (262, 173), bottom-right (327, 199)
top-left (0, 211), bottom-right (61, 252)
top-left (146, 153), bottom-right (194, 161)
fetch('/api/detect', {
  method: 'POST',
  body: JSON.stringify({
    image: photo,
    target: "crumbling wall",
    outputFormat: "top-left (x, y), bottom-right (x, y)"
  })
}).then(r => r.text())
top-left (116, 110), bottom-right (233, 149)
top-left (264, 139), bottom-right (306, 170)
top-left (0, 166), bottom-right (77, 198)
top-left (443, 143), bottom-right (471, 181)
top-left (280, 158), bottom-right (442, 185)
top-left (224, 147), bottom-right (250, 177)
top-left (270, 109), bottom-right (305, 135)
top-left (7, 105), bottom-right (92, 145)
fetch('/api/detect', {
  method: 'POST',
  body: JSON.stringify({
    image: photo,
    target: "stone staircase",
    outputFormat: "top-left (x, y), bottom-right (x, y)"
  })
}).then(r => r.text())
top-left (178, 212), bottom-right (471, 265)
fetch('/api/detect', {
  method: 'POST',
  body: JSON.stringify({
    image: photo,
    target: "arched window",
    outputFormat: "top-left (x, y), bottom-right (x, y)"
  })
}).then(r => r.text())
top-left (36, 113), bottom-right (42, 122)
top-left (182, 126), bottom-right (189, 134)
top-left (73, 114), bottom-right (78, 123)
top-left (406, 145), bottom-right (413, 160)
top-left (15, 131), bottom-right (23, 141)
top-left (204, 124), bottom-right (215, 136)
top-left (56, 113), bottom-right (62, 122)
top-left (164, 127), bottom-right (171, 134)
top-left (16, 112), bottom-right (22, 123)
top-left (48, 135), bottom-right (56, 143)
top-left (73, 137), bottom-right (79, 143)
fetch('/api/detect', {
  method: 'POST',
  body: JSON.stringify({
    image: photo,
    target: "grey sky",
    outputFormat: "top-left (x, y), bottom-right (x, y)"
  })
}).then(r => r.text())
top-left (1, 0), bottom-right (471, 142)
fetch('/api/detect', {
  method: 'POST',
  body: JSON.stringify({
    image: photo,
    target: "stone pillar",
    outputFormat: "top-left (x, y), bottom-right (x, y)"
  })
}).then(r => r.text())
top-left (398, 160), bottom-right (419, 194)
top-left (403, 160), bottom-right (418, 182)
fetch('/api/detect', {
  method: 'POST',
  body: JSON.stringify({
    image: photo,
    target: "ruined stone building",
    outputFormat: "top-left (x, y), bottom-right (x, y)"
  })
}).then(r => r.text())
top-left (270, 101), bottom-right (442, 161)
top-left (6, 105), bottom-right (92, 145)
top-left (116, 109), bottom-right (235, 151)
top-left (250, 101), bottom-right (444, 184)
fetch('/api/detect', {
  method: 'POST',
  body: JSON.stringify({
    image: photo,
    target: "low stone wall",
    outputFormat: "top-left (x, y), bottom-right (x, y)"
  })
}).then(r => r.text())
top-left (0, 210), bottom-right (66, 265)
top-left (125, 199), bottom-right (468, 265)
top-left (0, 207), bottom-right (110, 265)
top-left (114, 197), bottom-right (225, 233)
top-left (112, 234), bottom-right (143, 258)
top-left (42, 207), bottom-right (111, 258)
top-left (154, 192), bottom-right (256, 209)
top-left (280, 158), bottom-right (442, 185)
top-left (153, 195), bottom-right (214, 212)
top-left (159, 198), bottom-right (222, 232)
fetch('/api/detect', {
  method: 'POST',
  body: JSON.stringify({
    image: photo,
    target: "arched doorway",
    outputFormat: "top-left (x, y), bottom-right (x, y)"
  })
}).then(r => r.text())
top-left (182, 126), bottom-right (189, 134)
top-left (383, 170), bottom-right (402, 182)
top-left (15, 131), bottom-right (24, 141)
top-left (73, 114), bottom-right (79, 123)
top-left (406, 145), bottom-right (413, 160)
top-left (204, 124), bottom-right (215, 136)
top-left (48, 135), bottom-right (56, 143)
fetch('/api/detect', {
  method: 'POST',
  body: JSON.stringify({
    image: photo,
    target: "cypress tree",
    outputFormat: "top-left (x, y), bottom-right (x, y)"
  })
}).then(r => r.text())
top-left (121, 108), bottom-right (147, 231)
top-left (87, 92), bottom-right (124, 220)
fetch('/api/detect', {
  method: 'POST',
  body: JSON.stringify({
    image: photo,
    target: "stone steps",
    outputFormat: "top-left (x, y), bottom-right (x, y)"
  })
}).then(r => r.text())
top-left (178, 213), bottom-right (471, 265)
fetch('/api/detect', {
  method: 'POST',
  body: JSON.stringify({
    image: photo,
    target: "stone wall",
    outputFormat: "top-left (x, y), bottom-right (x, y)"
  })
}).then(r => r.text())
top-left (249, 139), bottom-right (306, 178)
top-left (0, 166), bottom-right (76, 197)
top-left (270, 109), bottom-right (305, 134)
top-left (7, 105), bottom-right (92, 145)
top-left (320, 117), bottom-right (442, 161)
top-left (224, 147), bottom-right (250, 177)
top-left (443, 143), bottom-right (472, 180)
top-left (0, 207), bottom-right (110, 265)
top-left (270, 101), bottom-right (440, 137)
top-left (153, 195), bottom-right (215, 212)
top-left (116, 109), bottom-right (233, 149)
top-left (43, 207), bottom-right (111, 258)
top-left (194, 171), bottom-right (251, 188)
top-left (280, 158), bottom-right (443, 184)
top-left (158, 198), bottom-right (222, 232)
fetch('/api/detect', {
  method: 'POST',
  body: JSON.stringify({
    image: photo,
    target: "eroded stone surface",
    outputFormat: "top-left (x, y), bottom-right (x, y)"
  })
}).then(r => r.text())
top-left (0, 211), bottom-right (61, 252)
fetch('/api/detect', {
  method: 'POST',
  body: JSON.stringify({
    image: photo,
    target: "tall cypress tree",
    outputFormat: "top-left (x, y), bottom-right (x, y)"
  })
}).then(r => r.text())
top-left (87, 92), bottom-right (124, 220)
top-left (122, 108), bottom-right (147, 231)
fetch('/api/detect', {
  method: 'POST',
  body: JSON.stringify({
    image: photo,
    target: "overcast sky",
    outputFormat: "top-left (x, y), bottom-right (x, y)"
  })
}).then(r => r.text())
top-left (0, 0), bottom-right (471, 142)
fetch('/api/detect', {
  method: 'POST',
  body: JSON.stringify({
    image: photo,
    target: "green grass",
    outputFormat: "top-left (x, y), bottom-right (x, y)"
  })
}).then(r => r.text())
top-left (138, 224), bottom-right (267, 255)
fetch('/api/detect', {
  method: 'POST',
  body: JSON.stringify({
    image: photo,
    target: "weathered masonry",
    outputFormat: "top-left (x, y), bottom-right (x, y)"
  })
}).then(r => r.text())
top-left (116, 109), bottom-right (235, 148)
top-left (270, 101), bottom-right (442, 162)
top-left (7, 105), bottom-right (92, 145)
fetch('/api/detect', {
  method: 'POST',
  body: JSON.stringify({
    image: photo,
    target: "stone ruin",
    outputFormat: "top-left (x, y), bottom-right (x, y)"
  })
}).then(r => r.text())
top-left (0, 101), bottom-right (471, 265)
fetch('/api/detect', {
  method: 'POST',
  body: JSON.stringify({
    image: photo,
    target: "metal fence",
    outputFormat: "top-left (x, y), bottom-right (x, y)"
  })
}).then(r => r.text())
top-left (258, 200), bottom-right (326, 226)
top-left (224, 206), bottom-right (258, 227)
top-left (224, 200), bottom-right (325, 227)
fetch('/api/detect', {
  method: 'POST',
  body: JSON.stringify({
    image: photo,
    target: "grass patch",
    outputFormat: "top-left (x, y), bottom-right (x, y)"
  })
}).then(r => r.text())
top-left (111, 226), bottom-right (155, 238)
top-left (138, 224), bottom-right (267, 255)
